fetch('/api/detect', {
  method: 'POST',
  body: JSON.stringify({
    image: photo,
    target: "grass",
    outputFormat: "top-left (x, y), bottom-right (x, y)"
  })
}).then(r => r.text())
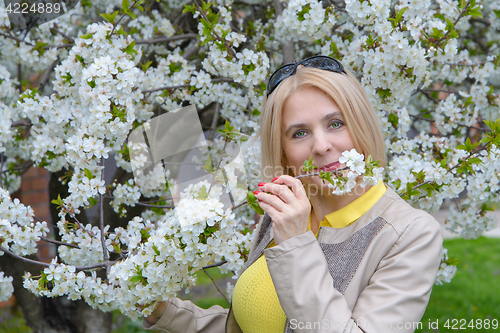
top-left (416, 237), bottom-right (500, 333)
top-left (2, 238), bottom-right (499, 333)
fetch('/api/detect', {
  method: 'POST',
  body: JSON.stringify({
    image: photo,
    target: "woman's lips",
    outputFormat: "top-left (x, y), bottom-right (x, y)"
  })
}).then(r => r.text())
top-left (317, 161), bottom-right (340, 172)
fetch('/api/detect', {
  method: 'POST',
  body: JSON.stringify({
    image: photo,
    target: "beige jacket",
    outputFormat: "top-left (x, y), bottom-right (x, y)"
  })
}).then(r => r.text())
top-left (143, 187), bottom-right (443, 333)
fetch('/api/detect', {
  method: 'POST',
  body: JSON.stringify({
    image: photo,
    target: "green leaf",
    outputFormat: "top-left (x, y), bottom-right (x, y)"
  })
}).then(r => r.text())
top-left (445, 257), bottom-right (460, 266)
top-left (101, 11), bottom-right (119, 24)
top-left (51, 194), bottom-right (63, 208)
top-left (127, 11), bottom-right (136, 19)
top-left (123, 40), bottom-right (138, 56)
top-left (84, 168), bottom-right (93, 180)
top-left (388, 112), bottom-right (399, 128)
top-left (182, 4), bottom-right (195, 13)
top-left (89, 197), bottom-right (97, 206)
top-left (302, 156), bottom-right (314, 173)
top-left (122, 0), bottom-right (129, 11)
top-left (130, 275), bottom-right (142, 283)
top-left (75, 55), bottom-right (85, 64)
top-left (141, 61), bottom-right (152, 71)
top-left (247, 191), bottom-right (264, 215)
top-left (79, 33), bottom-right (93, 39)
top-left (115, 26), bottom-right (128, 35)
top-left (468, 157), bottom-right (482, 165)
top-left (202, 155), bottom-right (213, 172)
top-left (197, 185), bottom-right (210, 199)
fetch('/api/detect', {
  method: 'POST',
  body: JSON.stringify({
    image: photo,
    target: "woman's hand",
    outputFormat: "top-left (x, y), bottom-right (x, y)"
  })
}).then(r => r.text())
top-left (255, 175), bottom-right (311, 245)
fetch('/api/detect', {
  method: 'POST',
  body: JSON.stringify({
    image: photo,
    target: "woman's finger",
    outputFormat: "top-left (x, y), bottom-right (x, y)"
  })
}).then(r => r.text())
top-left (258, 182), bottom-right (295, 203)
top-left (254, 191), bottom-right (287, 212)
top-left (271, 175), bottom-right (308, 199)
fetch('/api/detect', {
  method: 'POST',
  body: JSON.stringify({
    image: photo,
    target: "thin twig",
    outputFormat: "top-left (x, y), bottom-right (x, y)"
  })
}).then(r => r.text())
top-left (295, 166), bottom-right (349, 179)
top-left (40, 237), bottom-right (80, 249)
top-left (208, 140), bottom-right (229, 195)
top-left (100, 156), bottom-right (109, 271)
top-left (1, 161), bottom-right (34, 174)
top-left (104, 194), bottom-right (174, 208)
top-left (67, 209), bottom-right (96, 238)
top-left (202, 260), bottom-right (228, 269)
top-left (50, 28), bottom-right (74, 42)
top-left (10, 119), bottom-right (32, 127)
top-left (43, 43), bottom-right (73, 50)
top-left (194, 0), bottom-right (237, 59)
top-left (402, 141), bottom-right (491, 195)
top-left (0, 245), bottom-right (115, 270)
top-left (135, 33), bottom-right (198, 44)
top-left (0, 152), bottom-right (4, 188)
top-left (0, 32), bottom-right (34, 45)
top-left (110, 0), bottom-right (141, 36)
top-left (435, 0), bottom-right (470, 46)
top-left (208, 102), bottom-right (220, 143)
top-left (142, 78), bottom-right (233, 94)
top-left (202, 266), bottom-right (229, 303)
top-left (409, 114), bottom-right (490, 131)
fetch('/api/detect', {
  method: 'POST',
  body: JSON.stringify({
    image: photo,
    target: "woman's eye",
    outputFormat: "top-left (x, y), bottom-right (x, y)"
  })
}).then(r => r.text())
top-left (292, 130), bottom-right (307, 138)
top-left (329, 121), bottom-right (343, 129)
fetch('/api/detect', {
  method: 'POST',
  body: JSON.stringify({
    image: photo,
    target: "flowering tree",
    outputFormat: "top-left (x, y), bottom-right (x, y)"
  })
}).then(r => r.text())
top-left (1, 0), bottom-right (499, 331)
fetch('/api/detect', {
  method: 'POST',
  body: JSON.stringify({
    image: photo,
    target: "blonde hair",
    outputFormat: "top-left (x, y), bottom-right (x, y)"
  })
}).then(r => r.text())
top-left (259, 66), bottom-right (386, 182)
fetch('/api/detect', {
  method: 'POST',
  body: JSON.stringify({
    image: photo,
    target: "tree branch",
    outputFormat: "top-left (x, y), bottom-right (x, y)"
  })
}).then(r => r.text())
top-left (0, 245), bottom-right (116, 271)
top-left (436, 0), bottom-right (470, 46)
top-left (142, 78), bottom-right (233, 93)
top-left (208, 102), bottom-right (220, 143)
top-left (0, 31), bottom-right (33, 45)
top-left (110, 0), bottom-right (141, 36)
top-left (194, 0), bottom-right (237, 59)
top-left (100, 156), bottom-right (109, 270)
top-left (202, 266), bottom-right (229, 303)
top-left (273, 0), bottom-right (295, 63)
top-left (135, 33), bottom-right (198, 44)
top-left (50, 27), bottom-right (74, 42)
top-left (40, 237), bottom-right (80, 249)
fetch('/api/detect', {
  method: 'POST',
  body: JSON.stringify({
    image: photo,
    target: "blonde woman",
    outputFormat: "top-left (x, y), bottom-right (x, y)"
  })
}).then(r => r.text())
top-left (143, 56), bottom-right (443, 333)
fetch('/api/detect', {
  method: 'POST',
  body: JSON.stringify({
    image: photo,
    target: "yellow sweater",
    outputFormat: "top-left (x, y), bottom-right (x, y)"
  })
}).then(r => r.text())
top-left (231, 182), bottom-right (386, 333)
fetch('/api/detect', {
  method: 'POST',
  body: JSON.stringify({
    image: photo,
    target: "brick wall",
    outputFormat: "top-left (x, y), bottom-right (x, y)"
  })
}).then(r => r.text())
top-left (14, 166), bottom-right (54, 262)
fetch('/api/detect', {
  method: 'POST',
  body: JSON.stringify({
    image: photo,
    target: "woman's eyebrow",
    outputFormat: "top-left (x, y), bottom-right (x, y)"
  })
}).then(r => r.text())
top-left (284, 112), bottom-right (343, 136)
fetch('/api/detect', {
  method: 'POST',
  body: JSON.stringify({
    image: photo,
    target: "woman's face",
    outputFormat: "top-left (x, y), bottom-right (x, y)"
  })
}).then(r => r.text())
top-left (281, 87), bottom-right (355, 190)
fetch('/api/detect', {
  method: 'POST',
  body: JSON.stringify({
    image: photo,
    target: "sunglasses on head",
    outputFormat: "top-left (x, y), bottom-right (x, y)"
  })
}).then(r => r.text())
top-left (266, 55), bottom-right (346, 97)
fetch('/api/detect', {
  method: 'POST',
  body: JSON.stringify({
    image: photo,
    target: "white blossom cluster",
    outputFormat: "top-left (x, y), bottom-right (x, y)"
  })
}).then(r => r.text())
top-left (0, 271), bottom-right (14, 302)
top-left (434, 248), bottom-right (458, 285)
top-left (22, 182), bottom-right (252, 319)
top-left (0, 188), bottom-right (49, 256)
top-left (276, 0), bottom-right (336, 42)
top-left (328, 149), bottom-right (384, 195)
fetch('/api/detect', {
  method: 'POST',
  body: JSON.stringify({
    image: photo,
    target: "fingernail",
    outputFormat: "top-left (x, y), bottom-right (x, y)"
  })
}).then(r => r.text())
top-left (272, 177), bottom-right (279, 182)
top-left (258, 182), bottom-right (266, 187)
top-left (253, 190), bottom-right (261, 195)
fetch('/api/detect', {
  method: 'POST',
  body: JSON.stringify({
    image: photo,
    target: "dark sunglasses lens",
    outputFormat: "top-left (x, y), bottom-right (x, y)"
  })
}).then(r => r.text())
top-left (303, 57), bottom-right (343, 72)
top-left (267, 57), bottom-right (345, 96)
top-left (267, 64), bottom-right (296, 96)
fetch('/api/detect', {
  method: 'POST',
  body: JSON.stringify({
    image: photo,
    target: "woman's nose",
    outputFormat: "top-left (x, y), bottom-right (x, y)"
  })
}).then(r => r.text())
top-left (311, 132), bottom-right (332, 156)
